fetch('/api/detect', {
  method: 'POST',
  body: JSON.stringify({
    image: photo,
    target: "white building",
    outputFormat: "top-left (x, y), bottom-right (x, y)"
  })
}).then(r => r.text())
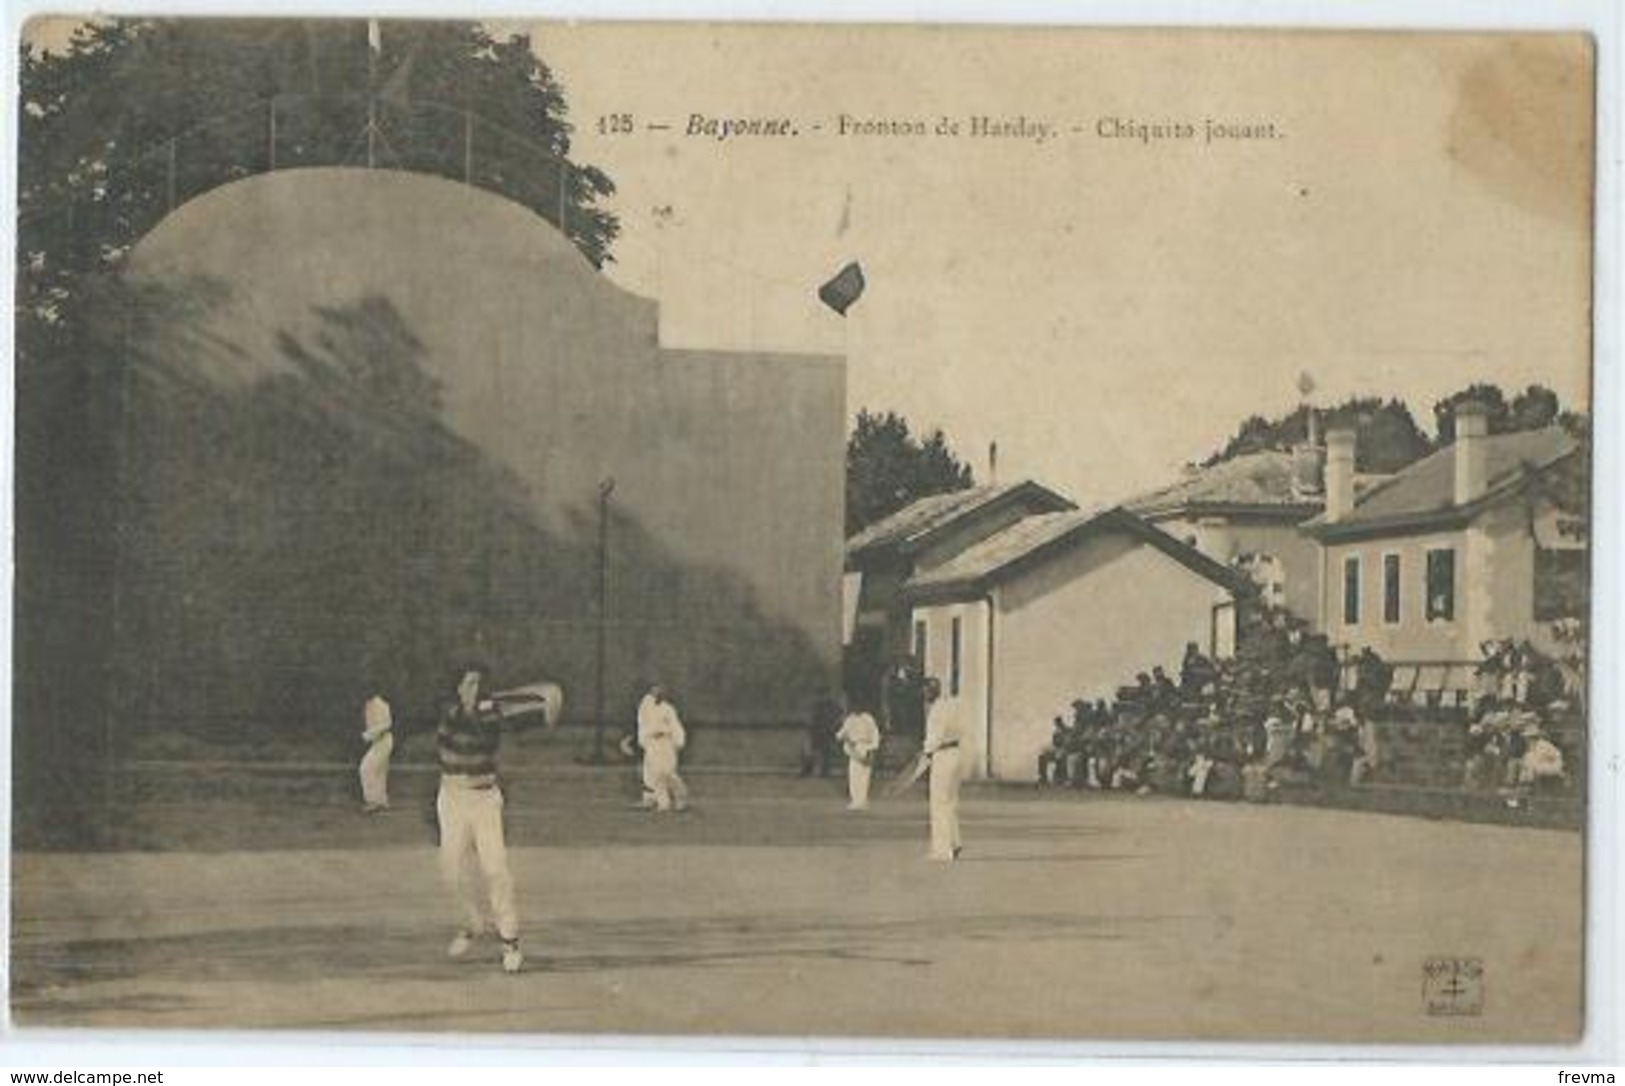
top-left (903, 507), bottom-right (1246, 780)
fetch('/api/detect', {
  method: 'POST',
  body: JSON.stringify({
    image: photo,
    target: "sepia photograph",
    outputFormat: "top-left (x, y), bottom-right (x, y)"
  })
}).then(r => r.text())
top-left (6, 14), bottom-right (1603, 1050)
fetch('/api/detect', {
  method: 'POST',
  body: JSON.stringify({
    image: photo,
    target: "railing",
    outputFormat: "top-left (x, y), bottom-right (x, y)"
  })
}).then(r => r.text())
top-left (1334, 657), bottom-right (1482, 711)
top-left (18, 91), bottom-right (603, 264)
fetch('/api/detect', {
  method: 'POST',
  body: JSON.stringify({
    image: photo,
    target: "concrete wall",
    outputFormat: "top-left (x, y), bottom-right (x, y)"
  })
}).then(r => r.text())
top-left (937, 532), bottom-right (1232, 781)
top-left (62, 168), bottom-right (844, 736)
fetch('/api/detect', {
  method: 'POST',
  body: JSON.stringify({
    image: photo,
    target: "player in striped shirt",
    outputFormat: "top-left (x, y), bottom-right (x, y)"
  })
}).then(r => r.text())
top-left (437, 665), bottom-right (524, 974)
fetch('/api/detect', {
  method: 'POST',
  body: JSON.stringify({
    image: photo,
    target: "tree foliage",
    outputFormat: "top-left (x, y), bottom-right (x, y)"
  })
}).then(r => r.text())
top-left (1205, 382), bottom-right (1577, 475)
top-left (846, 410), bottom-right (975, 535)
top-left (17, 17), bottom-right (618, 369)
top-left (1204, 397), bottom-right (1432, 474)
top-left (1432, 382), bottom-right (1568, 444)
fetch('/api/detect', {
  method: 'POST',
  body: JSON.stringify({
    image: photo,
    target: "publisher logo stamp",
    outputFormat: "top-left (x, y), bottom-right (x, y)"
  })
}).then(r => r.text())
top-left (1423, 957), bottom-right (1484, 1016)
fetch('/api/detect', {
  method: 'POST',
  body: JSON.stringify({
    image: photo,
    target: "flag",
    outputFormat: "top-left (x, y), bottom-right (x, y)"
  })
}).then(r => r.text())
top-left (818, 260), bottom-right (866, 316)
top-left (367, 18), bottom-right (381, 54)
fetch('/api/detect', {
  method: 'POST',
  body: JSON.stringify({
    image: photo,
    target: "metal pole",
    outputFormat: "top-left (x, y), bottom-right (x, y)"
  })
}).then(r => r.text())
top-left (558, 157), bottom-right (568, 236)
top-left (165, 138), bottom-right (177, 211)
top-left (268, 96), bottom-right (277, 171)
top-left (464, 109), bottom-right (474, 184)
top-left (593, 477), bottom-right (615, 762)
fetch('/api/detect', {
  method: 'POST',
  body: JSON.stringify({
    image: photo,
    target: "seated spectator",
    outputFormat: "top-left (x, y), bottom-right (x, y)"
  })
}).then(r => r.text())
top-left (1118, 672), bottom-right (1155, 706)
top-left (1354, 647), bottom-right (1394, 714)
top-left (1180, 641), bottom-right (1219, 695)
top-left (1150, 666), bottom-right (1179, 709)
top-left (1261, 704), bottom-right (1296, 770)
top-left (1349, 709), bottom-right (1382, 786)
top-left (1519, 727), bottom-right (1566, 791)
top-left (1037, 715), bottom-right (1071, 786)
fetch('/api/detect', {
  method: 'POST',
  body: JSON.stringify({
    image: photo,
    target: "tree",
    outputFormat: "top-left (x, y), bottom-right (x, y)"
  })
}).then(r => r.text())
top-left (846, 410), bottom-right (975, 535)
top-left (18, 17), bottom-right (618, 370)
top-left (1432, 382), bottom-right (1566, 444)
top-left (1204, 397), bottom-right (1432, 474)
top-left (1432, 383), bottom-right (1510, 444)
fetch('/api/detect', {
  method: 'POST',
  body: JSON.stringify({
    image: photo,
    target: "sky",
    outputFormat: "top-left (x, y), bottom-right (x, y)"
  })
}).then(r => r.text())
top-left (21, 18), bottom-right (1595, 505)
top-left (527, 24), bottom-right (1594, 504)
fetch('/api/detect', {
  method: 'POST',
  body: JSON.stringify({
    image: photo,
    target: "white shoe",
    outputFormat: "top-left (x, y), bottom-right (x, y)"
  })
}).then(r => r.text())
top-left (502, 941), bottom-right (524, 974)
top-left (447, 931), bottom-right (474, 959)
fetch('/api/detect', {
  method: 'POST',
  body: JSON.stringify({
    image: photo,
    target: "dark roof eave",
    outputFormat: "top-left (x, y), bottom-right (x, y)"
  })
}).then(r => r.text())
top-left (1136, 500), bottom-right (1322, 521)
top-left (845, 481), bottom-right (1075, 563)
top-left (906, 580), bottom-right (993, 606)
top-left (1306, 507), bottom-right (1475, 542)
top-left (904, 507), bottom-right (1251, 602)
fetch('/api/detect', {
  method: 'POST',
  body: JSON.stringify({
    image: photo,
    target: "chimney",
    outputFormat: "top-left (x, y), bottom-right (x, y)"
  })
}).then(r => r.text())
top-left (1454, 400), bottom-right (1490, 506)
top-left (1324, 427), bottom-right (1356, 522)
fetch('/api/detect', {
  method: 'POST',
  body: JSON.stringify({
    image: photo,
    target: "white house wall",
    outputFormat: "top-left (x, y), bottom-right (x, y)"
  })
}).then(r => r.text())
top-left (988, 533), bottom-right (1232, 782)
top-left (911, 600), bottom-right (992, 778)
top-left (1318, 527), bottom-right (1474, 661)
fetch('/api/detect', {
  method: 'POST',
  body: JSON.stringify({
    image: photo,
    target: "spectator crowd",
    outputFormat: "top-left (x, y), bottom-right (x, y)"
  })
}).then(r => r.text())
top-left (1033, 609), bottom-right (1578, 809)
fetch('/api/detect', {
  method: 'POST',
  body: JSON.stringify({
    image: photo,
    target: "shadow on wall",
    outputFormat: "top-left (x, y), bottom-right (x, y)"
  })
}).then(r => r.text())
top-left (13, 278), bottom-right (832, 844)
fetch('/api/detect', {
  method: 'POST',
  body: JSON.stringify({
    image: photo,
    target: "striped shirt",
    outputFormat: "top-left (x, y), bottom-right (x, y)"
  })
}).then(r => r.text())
top-left (438, 703), bottom-right (502, 786)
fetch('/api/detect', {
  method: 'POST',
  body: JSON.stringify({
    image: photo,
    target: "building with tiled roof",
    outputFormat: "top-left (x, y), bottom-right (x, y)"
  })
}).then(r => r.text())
top-left (1303, 404), bottom-right (1583, 674)
top-left (899, 506), bottom-right (1247, 780)
top-left (842, 482), bottom-right (1075, 702)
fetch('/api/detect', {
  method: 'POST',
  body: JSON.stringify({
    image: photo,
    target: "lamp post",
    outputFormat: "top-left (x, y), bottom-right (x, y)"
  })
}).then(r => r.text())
top-left (592, 476), bottom-right (616, 763)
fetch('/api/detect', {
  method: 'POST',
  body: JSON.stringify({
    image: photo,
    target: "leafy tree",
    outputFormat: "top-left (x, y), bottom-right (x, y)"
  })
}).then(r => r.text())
top-left (18, 17), bottom-right (618, 366)
top-left (1432, 383), bottom-right (1510, 444)
top-left (846, 409), bottom-right (975, 535)
top-left (1432, 382), bottom-right (1566, 444)
top-left (1204, 397), bottom-right (1432, 474)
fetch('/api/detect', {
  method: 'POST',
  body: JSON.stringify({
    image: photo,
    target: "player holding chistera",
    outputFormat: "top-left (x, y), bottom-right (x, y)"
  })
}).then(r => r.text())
top-left (437, 666), bottom-right (525, 973)
top-left (921, 677), bottom-right (964, 861)
top-left (637, 684), bottom-right (690, 813)
top-left (835, 703), bottom-right (881, 810)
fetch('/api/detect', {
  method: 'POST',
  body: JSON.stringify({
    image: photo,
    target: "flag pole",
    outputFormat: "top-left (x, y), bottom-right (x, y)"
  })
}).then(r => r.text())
top-left (366, 19), bottom-right (380, 168)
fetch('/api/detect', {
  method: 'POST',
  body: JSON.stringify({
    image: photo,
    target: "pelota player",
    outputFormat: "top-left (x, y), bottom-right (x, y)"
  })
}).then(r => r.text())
top-left (835, 702), bottom-right (881, 810)
top-left (436, 665), bottom-right (524, 973)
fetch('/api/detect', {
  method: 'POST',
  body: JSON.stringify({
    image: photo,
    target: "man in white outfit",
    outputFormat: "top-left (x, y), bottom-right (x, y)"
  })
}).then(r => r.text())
top-left (921, 677), bottom-right (964, 862)
top-left (835, 702), bottom-right (882, 810)
top-left (637, 684), bottom-right (689, 812)
top-left (359, 690), bottom-right (394, 812)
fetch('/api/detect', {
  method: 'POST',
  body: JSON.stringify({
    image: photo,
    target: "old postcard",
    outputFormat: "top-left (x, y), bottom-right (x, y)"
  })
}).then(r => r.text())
top-left (9, 18), bottom-right (1596, 1046)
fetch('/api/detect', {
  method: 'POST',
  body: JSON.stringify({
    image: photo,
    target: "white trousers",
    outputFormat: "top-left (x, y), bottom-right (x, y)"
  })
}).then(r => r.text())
top-left (928, 748), bottom-right (963, 859)
top-left (847, 758), bottom-right (873, 809)
top-left (642, 742), bottom-right (689, 811)
top-left (359, 734), bottom-right (393, 807)
top-left (437, 782), bottom-right (519, 941)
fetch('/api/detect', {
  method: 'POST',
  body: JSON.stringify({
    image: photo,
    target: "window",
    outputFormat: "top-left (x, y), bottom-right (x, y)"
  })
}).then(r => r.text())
top-left (950, 616), bottom-right (963, 696)
top-left (1342, 555), bottom-right (1361, 626)
top-left (913, 619), bottom-right (928, 666)
top-left (1426, 548), bottom-right (1456, 622)
top-left (1383, 553), bottom-right (1402, 625)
